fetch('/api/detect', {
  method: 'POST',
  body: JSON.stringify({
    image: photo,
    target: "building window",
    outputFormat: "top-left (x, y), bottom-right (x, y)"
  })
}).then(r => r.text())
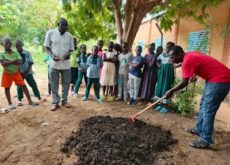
top-left (187, 30), bottom-right (209, 54)
top-left (154, 37), bottom-right (165, 49)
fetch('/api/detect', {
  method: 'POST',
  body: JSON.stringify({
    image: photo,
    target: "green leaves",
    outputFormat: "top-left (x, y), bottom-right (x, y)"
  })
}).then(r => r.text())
top-left (150, 0), bottom-right (224, 31)
top-left (61, 0), bottom-right (115, 43)
top-left (0, 0), bottom-right (59, 45)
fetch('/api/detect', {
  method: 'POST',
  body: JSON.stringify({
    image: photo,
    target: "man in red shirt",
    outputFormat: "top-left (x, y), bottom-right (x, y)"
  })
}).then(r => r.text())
top-left (166, 46), bottom-right (230, 149)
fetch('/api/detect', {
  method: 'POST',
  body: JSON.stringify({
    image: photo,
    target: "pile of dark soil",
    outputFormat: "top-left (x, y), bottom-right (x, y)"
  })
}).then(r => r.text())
top-left (61, 116), bottom-right (177, 165)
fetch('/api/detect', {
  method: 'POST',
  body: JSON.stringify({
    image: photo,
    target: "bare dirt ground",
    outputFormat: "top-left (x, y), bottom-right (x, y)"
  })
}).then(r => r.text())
top-left (0, 75), bottom-right (229, 165)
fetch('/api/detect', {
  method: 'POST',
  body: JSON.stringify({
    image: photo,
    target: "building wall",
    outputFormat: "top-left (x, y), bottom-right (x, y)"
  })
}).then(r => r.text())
top-left (134, 1), bottom-right (230, 66)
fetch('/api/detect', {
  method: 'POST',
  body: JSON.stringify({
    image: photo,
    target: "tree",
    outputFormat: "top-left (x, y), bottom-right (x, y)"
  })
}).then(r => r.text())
top-left (62, 0), bottom-right (224, 49)
top-left (0, 0), bottom-right (59, 45)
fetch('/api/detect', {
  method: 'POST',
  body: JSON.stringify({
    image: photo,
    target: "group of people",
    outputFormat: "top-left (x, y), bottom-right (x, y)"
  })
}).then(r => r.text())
top-left (41, 18), bottom-right (177, 113)
top-left (0, 38), bottom-right (42, 112)
top-left (1, 17), bottom-right (230, 150)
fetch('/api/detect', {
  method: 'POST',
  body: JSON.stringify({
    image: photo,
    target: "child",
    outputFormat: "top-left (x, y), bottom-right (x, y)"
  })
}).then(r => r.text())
top-left (0, 38), bottom-right (38, 110)
top-left (113, 43), bottom-right (122, 97)
top-left (97, 40), bottom-right (105, 78)
top-left (70, 38), bottom-right (79, 95)
top-left (117, 43), bottom-right (132, 101)
top-left (128, 46), bottom-right (144, 105)
top-left (100, 41), bottom-right (117, 101)
top-left (154, 42), bottom-right (175, 113)
top-left (15, 40), bottom-right (44, 106)
top-left (44, 51), bottom-right (51, 96)
top-left (74, 44), bottom-right (88, 95)
top-left (139, 43), bottom-right (157, 101)
top-left (156, 46), bottom-right (163, 58)
top-left (82, 46), bottom-right (103, 102)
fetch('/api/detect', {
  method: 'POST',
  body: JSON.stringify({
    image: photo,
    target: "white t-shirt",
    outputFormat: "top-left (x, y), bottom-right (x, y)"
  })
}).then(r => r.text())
top-left (43, 29), bottom-right (74, 70)
top-left (118, 52), bottom-right (132, 74)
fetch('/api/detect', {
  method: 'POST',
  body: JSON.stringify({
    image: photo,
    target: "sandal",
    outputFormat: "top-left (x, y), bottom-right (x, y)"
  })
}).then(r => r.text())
top-left (8, 104), bottom-right (16, 110)
top-left (29, 101), bottom-right (39, 106)
top-left (154, 105), bottom-right (163, 111)
top-left (0, 108), bottom-right (10, 114)
top-left (185, 128), bottom-right (200, 136)
top-left (189, 139), bottom-right (210, 149)
top-left (160, 107), bottom-right (169, 113)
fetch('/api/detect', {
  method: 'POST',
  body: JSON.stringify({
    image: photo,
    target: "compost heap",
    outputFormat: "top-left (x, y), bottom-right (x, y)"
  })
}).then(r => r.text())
top-left (61, 116), bottom-right (177, 165)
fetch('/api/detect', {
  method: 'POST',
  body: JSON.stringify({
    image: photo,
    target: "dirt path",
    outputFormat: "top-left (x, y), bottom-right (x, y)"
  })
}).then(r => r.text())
top-left (0, 76), bottom-right (229, 165)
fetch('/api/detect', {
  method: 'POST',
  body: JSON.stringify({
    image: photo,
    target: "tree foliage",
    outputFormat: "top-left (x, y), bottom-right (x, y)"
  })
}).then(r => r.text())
top-left (61, 0), bottom-right (116, 43)
top-left (0, 0), bottom-right (60, 45)
top-left (62, 0), bottom-right (224, 48)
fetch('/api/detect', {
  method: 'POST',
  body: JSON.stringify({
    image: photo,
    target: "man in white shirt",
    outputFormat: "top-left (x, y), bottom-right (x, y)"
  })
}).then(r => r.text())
top-left (44, 18), bottom-right (74, 111)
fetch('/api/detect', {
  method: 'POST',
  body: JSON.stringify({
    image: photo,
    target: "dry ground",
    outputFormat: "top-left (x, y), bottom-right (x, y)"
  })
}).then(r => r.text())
top-left (0, 75), bottom-right (229, 165)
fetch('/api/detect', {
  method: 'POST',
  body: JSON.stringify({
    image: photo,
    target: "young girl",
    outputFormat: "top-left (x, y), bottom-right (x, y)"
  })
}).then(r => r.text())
top-left (82, 46), bottom-right (103, 102)
top-left (128, 46), bottom-right (144, 105)
top-left (74, 44), bottom-right (88, 95)
top-left (113, 43), bottom-right (122, 98)
top-left (100, 41), bottom-right (117, 101)
top-left (97, 40), bottom-right (105, 77)
top-left (154, 42), bottom-right (175, 113)
top-left (139, 43), bottom-right (157, 101)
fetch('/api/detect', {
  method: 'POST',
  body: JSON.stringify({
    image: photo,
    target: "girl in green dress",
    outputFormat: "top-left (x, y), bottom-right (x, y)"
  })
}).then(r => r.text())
top-left (154, 42), bottom-right (175, 113)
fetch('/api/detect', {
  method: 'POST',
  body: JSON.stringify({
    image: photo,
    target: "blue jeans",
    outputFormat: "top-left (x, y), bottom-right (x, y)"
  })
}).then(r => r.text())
top-left (195, 82), bottom-right (230, 144)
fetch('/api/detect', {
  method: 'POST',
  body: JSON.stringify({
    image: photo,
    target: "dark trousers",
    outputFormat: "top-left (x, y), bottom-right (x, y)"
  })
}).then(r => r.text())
top-left (74, 70), bottom-right (87, 94)
top-left (84, 78), bottom-right (100, 99)
top-left (71, 67), bottom-right (78, 85)
top-left (17, 74), bottom-right (41, 101)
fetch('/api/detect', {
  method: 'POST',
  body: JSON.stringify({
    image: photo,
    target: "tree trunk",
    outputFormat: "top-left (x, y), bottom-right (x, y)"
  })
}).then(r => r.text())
top-left (113, 0), bottom-right (163, 50)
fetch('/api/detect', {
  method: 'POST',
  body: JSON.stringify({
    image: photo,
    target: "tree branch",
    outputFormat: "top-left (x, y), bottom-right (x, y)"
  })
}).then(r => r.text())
top-left (112, 0), bottom-right (123, 42)
top-left (125, 0), bottom-right (142, 42)
top-left (123, 0), bottom-right (132, 40)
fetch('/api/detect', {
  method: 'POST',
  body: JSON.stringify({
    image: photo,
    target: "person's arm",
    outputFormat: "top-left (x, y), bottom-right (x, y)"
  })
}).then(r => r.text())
top-left (156, 61), bottom-right (160, 68)
top-left (99, 57), bottom-right (103, 67)
top-left (44, 30), bottom-right (59, 61)
top-left (24, 52), bottom-right (34, 75)
top-left (64, 50), bottom-right (73, 60)
top-left (173, 62), bottom-right (182, 68)
top-left (2, 59), bottom-right (21, 66)
top-left (165, 78), bottom-right (190, 98)
top-left (86, 56), bottom-right (91, 68)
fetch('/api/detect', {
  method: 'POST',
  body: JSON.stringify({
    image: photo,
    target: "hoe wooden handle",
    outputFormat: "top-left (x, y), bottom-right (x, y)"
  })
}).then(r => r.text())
top-left (132, 96), bottom-right (166, 118)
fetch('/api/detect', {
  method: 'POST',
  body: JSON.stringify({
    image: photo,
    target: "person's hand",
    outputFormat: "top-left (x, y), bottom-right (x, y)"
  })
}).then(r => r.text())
top-left (1, 60), bottom-right (8, 67)
top-left (52, 55), bottom-right (60, 61)
top-left (165, 89), bottom-right (174, 99)
top-left (189, 74), bottom-right (198, 82)
top-left (21, 72), bottom-right (28, 78)
top-left (64, 53), bottom-right (70, 60)
top-left (190, 75), bottom-right (198, 82)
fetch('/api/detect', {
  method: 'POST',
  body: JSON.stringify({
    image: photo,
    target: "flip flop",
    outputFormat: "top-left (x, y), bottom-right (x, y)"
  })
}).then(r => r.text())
top-left (0, 108), bottom-right (10, 114)
top-left (160, 107), bottom-right (169, 113)
top-left (185, 128), bottom-right (200, 136)
top-left (29, 101), bottom-right (39, 106)
top-left (154, 105), bottom-right (163, 111)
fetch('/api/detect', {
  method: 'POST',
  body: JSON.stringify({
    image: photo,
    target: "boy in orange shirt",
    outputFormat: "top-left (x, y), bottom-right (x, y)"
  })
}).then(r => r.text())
top-left (0, 38), bottom-right (38, 110)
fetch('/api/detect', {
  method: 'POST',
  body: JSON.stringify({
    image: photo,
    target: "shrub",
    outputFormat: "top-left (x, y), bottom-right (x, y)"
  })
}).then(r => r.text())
top-left (174, 81), bottom-right (201, 116)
